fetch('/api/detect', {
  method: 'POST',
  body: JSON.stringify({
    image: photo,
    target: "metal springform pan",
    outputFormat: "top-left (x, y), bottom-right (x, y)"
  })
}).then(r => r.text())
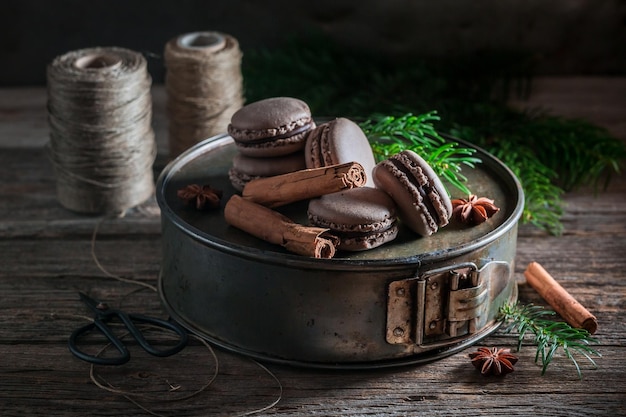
top-left (156, 133), bottom-right (523, 369)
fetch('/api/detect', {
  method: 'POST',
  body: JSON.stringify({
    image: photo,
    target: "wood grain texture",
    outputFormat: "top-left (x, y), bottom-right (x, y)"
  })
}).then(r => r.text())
top-left (1, 80), bottom-right (625, 416)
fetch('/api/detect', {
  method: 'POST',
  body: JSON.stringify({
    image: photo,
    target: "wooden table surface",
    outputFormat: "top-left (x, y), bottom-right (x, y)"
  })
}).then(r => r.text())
top-left (1, 78), bottom-right (625, 416)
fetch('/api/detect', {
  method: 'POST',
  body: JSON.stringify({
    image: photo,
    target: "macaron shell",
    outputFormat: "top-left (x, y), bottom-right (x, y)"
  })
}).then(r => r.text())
top-left (307, 187), bottom-right (398, 251)
top-left (305, 118), bottom-right (376, 187)
top-left (231, 151), bottom-right (306, 176)
top-left (373, 150), bottom-right (452, 236)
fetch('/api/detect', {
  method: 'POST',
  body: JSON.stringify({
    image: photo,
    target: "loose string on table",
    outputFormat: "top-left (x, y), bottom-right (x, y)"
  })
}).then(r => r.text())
top-left (88, 325), bottom-right (220, 417)
top-left (85, 217), bottom-right (283, 416)
top-left (164, 31), bottom-right (244, 157)
top-left (89, 329), bottom-right (282, 417)
top-left (46, 46), bottom-right (157, 215)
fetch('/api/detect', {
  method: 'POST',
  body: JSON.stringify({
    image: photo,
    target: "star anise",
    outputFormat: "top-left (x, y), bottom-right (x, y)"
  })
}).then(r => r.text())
top-left (451, 194), bottom-right (500, 225)
top-left (177, 184), bottom-right (222, 210)
top-left (469, 347), bottom-right (518, 376)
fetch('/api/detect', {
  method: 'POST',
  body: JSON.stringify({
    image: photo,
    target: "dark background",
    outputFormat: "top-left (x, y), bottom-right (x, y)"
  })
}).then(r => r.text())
top-left (1, 0), bottom-right (625, 87)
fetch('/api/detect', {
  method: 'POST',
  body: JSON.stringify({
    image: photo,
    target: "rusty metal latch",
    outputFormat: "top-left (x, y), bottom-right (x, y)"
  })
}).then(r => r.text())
top-left (386, 261), bottom-right (510, 347)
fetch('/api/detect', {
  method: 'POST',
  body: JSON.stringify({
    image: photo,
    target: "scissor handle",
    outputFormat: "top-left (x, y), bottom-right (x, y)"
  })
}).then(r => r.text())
top-left (121, 312), bottom-right (188, 357)
top-left (68, 312), bottom-right (188, 365)
top-left (68, 320), bottom-right (131, 366)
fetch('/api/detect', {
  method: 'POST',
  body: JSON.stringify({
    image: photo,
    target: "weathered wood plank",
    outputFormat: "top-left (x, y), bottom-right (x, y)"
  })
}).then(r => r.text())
top-left (1, 80), bottom-right (625, 417)
top-left (0, 342), bottom-right (623, 416)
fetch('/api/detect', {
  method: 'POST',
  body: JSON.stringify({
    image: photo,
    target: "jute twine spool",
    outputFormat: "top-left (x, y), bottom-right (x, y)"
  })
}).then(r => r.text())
top-left (47, 47), bottom-right (157, 214)
top-left (164, 31), bottom-right (244, 157)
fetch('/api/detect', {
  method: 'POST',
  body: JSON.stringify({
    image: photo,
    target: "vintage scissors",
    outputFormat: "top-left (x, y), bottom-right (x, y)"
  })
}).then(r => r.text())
top-left (68, 292), bottom-right (188, 365)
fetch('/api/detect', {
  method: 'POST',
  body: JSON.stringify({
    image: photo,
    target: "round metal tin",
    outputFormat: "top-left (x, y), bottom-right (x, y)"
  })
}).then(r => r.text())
top-left (157, 133), bottom-right (524, 369)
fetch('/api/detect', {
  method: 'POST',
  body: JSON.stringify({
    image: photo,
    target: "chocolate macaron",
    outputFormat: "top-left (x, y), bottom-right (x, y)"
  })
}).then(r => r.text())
top-left (307, 187), bottom-right (399, 251)
top-left (373, 150), bottom-right (452, 236)
top-left (305, 117), bottom-right (376, 186)
top-left (228, 151), bottom-right (306, 191)
top-left (228, 97), bottom-right (315, 158)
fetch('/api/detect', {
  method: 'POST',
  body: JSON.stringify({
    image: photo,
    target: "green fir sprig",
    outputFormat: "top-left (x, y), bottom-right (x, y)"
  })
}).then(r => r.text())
top-left (499, 303), bottom-right (600, 379)
top-left (360, 112), bottom-right (481, 196)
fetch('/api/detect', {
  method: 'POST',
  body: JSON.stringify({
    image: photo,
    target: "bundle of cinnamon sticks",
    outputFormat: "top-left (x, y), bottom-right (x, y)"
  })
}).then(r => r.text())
top-left (224, 161), bottom-right (366, 258)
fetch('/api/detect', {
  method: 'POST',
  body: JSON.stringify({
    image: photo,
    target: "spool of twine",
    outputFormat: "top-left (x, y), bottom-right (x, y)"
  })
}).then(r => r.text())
top-left (164, 31), bottom-right (244, 157)
top-left (47, 47), bottom-right (157, 214)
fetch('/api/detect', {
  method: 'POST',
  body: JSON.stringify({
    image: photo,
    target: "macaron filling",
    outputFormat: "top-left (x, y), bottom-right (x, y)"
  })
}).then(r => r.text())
top-left (308, 214), bottom-right (397, 235)
top-left (235, 121), bottom-right (314, 145)
top-left (340, 224), bottom-right (399, 250)
top-left (319, 123), bottom-right (335, 166)
top-left (306, 122), bottom-right (330, 167)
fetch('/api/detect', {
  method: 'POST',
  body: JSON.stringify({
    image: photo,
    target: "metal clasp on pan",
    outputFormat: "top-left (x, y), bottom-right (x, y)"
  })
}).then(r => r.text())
top-left (386, 261), bottom-right (510, 348)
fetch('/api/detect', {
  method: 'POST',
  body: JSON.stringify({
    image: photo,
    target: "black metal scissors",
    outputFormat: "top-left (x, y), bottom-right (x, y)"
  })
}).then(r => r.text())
top-left (68, 292), bottom-right (188, 365)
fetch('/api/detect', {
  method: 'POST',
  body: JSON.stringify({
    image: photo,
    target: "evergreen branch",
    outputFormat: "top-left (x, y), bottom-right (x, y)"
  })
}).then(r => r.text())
top-left (241, 33), bottom-right (626, 234)
top-left (499, 303), bottom-right (601, 378)
top-left (451, 107), bottom-right (626, 194)
top-left (361, 112), bottom-right (481, 196)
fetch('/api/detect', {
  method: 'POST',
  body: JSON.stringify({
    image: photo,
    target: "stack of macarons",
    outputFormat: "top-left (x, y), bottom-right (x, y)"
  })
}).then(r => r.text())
top-left (227, 97), bottom-right (315, 191)
top-left (227, 96), bottom-right (453, 253)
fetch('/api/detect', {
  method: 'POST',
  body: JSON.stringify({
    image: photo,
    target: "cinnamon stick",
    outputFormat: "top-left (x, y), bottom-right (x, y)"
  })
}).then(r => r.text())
top-left (524, 262), bottom-right (598, 334)
top-left (224, 194), bottom-right (339, 259)
top-left (242, 161), bottom-right (366, 208)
